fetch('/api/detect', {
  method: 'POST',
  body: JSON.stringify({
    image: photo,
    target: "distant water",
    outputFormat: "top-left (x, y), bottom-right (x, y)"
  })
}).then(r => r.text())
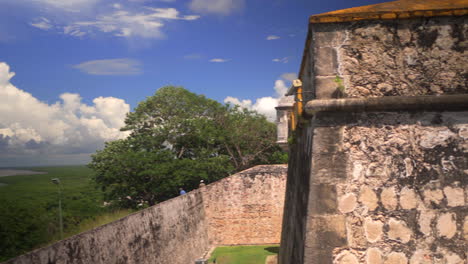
top-left (0, 169), bottom-right (48, 177)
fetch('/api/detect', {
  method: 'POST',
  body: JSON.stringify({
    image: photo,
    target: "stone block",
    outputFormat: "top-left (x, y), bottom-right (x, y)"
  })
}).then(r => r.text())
top-left (388, 218), bottom-right (412, 243)
top-left (436, 213), bottom-right (457, 239)
top-left (443, 186), bottom-right (464, 207)
top-left (346, 216), bottom-right (367, 247)
top-left (418, 209), bottom-right (435, 236)
top-left (381, 187), bottom-right (398, 211)
top-left (366, 248), bottom-right (383, 264)
top-left (311, 127), bottom-right (347, 181)
top-left (308, 184), bottom-right (338, 214)
top-left (384, 252), bottom-right (408, 264)
top-left (409, 249), bottom-right (432, 264)
top-left (315, 76), bottom-right (340, 99)
top-left (399, 187), bottom-right (418, 210)
top-left (338, 193), bottom-right (357, 213)
top-left (445, 251), bottom-right (464, 264)
top-left (423, 189), bottom-right (444, 207)
top-left (364, 217), bottom-right (383, 243)
top-left (306, 215), bottom-right (347, 249)
top-left (359, 186), bottom-right (379, 211)
top-left (314, 47), bottom-right (338, 76)
top-left (334, 250), bottom-right (359, 264)
top-left (312, 24), bottom-right (347, 47)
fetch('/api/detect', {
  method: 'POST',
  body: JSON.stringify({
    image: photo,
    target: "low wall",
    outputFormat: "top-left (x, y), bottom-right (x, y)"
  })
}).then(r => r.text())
top-left (203, 165), bottom-right (287, 245)
top-left (6, 191), bottom-right (209, 264)
top-left (5, 165), bottom-right (287, 264)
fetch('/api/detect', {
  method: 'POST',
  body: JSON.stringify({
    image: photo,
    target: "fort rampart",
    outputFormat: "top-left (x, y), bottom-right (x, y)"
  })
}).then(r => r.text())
top-left (5, 165), bottom-right (287, 264)
top-left (279, 7), bottom-right (468, 264)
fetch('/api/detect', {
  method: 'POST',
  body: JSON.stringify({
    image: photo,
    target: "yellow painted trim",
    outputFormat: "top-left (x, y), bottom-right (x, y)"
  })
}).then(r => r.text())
top-left (296, 87), bottom-right (303, 117)
top-left (290, 110), bottom-right (296, 131)
top-left (309, 0), bottom-right (468, 24)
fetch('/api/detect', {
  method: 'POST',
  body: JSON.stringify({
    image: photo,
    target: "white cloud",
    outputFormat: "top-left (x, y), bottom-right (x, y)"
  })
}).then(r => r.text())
top-left (64, 8), bottom-right (199, 38)
top-left (274, 79), bottom-right (288, 97)
top-left (0, 62), bottom-right (130, 165)
top-left (26, 3), bottom-right (200, 40)
top-left (30, 17), bottom-right (53, 30)
top-left (272, 57), bottom-right (289, 63)
top-left (281, 72), bottom-right (297, 82)
top-left (266, 35), bottom-right (280, 40)
top-left (223, 73), bottom-right (294, 121)
top-left (73, 58), bottom-right (142, 75)
top-left (224, 96), bottom-right (252, 109)
top-left (210, 58), bottom-right (229, 63)
top-left (189, 0), bottom-right (244, 15)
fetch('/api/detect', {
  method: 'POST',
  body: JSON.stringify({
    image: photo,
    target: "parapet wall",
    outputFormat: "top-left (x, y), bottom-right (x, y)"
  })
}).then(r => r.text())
top-left (6, 191), bottom-right (210, 264)
top-left (5, 164), bottom-right (287, 264)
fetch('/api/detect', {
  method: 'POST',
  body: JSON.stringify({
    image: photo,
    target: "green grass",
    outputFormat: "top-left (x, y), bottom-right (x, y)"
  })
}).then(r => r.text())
top-left (0, 166), bottom-right (133, 261)
top-left (63, 209), bottom-right (133, 238)
top-left (208, 245), bottom-right (279, 264)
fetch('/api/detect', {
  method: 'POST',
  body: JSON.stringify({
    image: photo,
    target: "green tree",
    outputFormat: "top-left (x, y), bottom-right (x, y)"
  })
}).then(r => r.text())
top-left (89, 86), bottom-right (285, 208)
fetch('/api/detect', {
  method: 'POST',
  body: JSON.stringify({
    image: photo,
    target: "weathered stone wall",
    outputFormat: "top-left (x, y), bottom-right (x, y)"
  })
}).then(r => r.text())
top-left (280, 15), bottom-right (468, 264)
top-left (5, 165), bottom-right (287, 264)
top-left (306, 16), bottom-right (467, 100)
top-left (301, 112), bottom-right (467, 264)
top-left (203, 165), bottom-right (287, 245)
top-left (6, 191), bottom-right (210, 264)
top-left (335, 112), bottom-right (467, 264)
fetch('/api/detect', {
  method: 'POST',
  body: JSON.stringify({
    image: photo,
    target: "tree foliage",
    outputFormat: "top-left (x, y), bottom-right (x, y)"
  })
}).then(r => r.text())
top-left (89, 86), bottom-right (286, 208)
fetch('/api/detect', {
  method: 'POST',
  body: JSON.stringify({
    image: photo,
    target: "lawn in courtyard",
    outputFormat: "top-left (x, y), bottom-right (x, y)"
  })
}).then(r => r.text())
top-left (208, 245), bottom-right (279, 264)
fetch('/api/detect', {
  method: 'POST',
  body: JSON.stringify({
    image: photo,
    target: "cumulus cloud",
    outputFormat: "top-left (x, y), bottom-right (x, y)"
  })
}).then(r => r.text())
top-left (189, 0), bottom-right (244, 15)
top-left (224, 74), bottom-right (293, 121)
top-left (266, 35), bottom-right (280, 40)
top-left (30, 17), bottom-right (53, 30)
top-left (73, 58), bottom-right (142, 75)
top-left (0, 62), bottom-right (130, 165)
top-left (210, 58), bottom-right (229, 63)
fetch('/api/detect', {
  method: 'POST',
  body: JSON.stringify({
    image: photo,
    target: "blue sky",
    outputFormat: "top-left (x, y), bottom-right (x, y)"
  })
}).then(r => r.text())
top-left (0, 0), bottom-right (388, 167)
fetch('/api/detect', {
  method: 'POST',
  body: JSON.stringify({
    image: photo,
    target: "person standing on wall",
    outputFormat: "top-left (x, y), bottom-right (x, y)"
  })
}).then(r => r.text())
top-left (199, 180), bottom-right (206, 188)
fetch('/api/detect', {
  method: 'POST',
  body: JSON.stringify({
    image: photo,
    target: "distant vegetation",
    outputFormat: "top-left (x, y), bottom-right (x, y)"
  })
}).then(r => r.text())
top-left (90, 86), bottom-right (287, 208)
top-left (0, 166), bottom-right (133, 262)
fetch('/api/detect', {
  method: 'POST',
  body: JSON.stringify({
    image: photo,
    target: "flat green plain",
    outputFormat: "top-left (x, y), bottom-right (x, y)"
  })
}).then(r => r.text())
top-left (0, 166), bottom-right (132, 262)
top-left (208, 245), bottom-right (279, 264)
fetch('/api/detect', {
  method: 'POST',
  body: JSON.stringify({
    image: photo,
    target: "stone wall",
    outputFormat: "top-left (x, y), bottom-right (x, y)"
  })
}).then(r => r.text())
top-left (5, 165), bottom-right (287, 264)
top-left (203, 165), bottom-right (287, 245)
top-left (280, 15), bottom-right (467, 264)
top-left (5, 191), bottom-right (210, 264)
top-left (304, 16), bottom-right (467, 100)
top-left (300, 112), bottom-right (467, 264)
top-left (335, 112), bottom-right (467, 264)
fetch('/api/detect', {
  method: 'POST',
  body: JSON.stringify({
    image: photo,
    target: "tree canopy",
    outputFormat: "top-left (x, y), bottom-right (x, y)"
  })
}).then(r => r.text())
top-left (89, 86), bottom-right (286, 208)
